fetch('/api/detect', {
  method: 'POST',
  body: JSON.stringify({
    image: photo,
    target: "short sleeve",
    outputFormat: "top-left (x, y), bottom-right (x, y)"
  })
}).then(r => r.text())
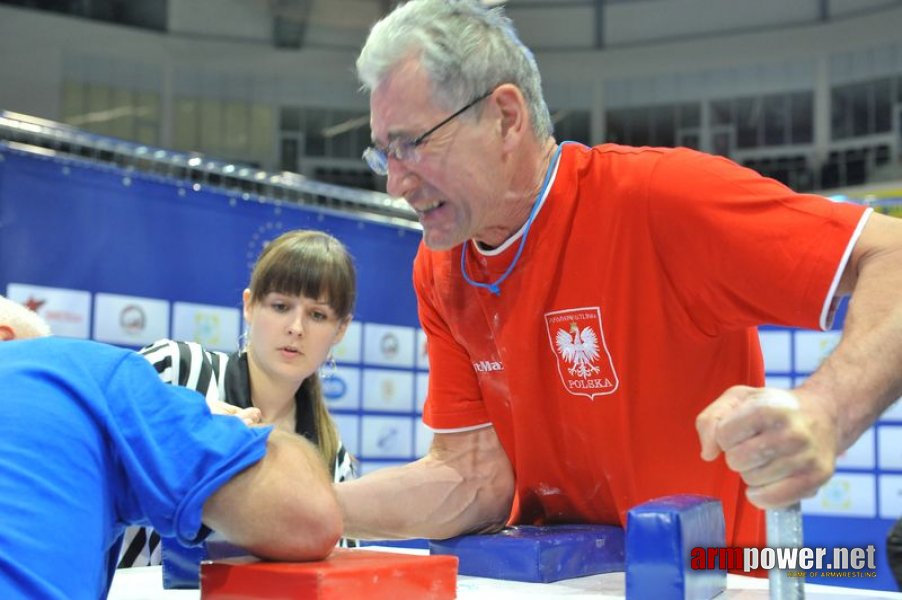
top-left (646, 149), bottom-right (867, 335)
top-left (103, 352), bottom-right (270, 546)
top-left (414, 247), bottom-right (491, 430)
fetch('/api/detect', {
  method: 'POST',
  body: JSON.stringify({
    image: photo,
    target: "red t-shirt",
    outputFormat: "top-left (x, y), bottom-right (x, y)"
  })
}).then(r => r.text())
top-left (415, 143), bottom-right (869, 549)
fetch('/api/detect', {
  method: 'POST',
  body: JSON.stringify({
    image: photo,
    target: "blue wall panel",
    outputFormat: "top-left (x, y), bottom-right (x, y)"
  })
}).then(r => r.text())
top-left (0, 145), bottom-right (426, 478)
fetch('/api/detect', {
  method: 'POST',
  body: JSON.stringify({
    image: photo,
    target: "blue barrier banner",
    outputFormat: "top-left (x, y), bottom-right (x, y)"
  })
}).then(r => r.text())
top-left (0, 145), bottom-right (427, 475)
top-left (2, 144), bottom-right (899, 591)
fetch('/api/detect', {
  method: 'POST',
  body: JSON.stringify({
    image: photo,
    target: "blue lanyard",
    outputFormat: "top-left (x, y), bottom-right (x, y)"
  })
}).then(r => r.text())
top-left (460, 142), bottom-right (566, 296)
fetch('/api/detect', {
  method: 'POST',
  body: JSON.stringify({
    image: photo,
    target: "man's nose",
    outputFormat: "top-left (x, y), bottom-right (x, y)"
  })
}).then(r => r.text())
top-left (385, 156), bottom-right (418, 199)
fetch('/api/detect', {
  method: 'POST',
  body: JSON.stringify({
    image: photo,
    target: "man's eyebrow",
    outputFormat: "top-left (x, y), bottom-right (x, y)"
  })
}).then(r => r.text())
top-left (371, 131), bottom-right (412, 149)
top-left (386, 130), bottom-right (417, 142)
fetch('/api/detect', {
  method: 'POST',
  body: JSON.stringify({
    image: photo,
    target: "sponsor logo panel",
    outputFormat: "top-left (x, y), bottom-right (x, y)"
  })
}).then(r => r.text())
top-left (362, 369), bottom-right (414, 412)
top-left (363, 323), bottom-right (415, 367)
top-left (332, 414), bottom-right (360, 457)
top-left (6, 283), bottom-right (91, 339)
top-left (877, 425), bottom-right (902, 470)
top-left (360, 416), bottom-right (413, 459)
top-left (801, 472), bottom-right (875, 518)
top-left (794, 331), bottom-right (841, 373)
top-left (878, 474), bottom-right (902, 520)
top-left (322, 366), bottom-right (361, 410)
top-left (333, 321), bottom-right (362, 364)
top-left (414, 420), bottom-right (433, 458)
top-left (836, 428), bottom-right (875, 470)
top-left (171, 302), bottom-right (240, 352)
top-left (416, 372), bottom-right (429, 413)
top-left (416, 328), bottom-right (429, 370)
top-left (880, 397), bottom-right (902, 422)
top-left (759, 330), bottom-right (792, 372)
top-left (764, 376), bottom-right (793, 389)
top-left (93, 293), bottom-right (169, 347)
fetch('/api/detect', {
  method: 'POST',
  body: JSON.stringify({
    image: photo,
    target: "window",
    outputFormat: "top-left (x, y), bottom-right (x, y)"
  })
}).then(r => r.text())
top-left (551, 110), bottom-right (591, 145)
top-left (874, 78), bottom-right (892, 133)
top-left (605, 103), bottom-right (700, 148)
top-left (744, 155), bottom-right (813, 192)
top-left (5, 0), bottom-right (167, 31)
top-left (61, 82), bottom-right (160, 145)
top-left (711, 100), bottom-right (732, 127)
top-left (789, 93), bottom-right (812, 144)
top-left (763, 95), bottom-right (787, 146)
top-left (651, 109), bottom-right (676, 146)
top-left (711, 91), bottom-right (813, 150)
top-left (173, 97), bottom-right (274, 165)
top-left (851, 82), bottom-right (870, 138)
top-left (831, 77), bottom-right (895, 140)
top-left (736, 97), bottom-right (760, 149)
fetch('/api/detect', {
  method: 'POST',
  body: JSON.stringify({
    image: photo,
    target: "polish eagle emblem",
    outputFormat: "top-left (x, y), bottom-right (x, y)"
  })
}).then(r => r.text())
top-left (555, 322), bottom-right (601, 379)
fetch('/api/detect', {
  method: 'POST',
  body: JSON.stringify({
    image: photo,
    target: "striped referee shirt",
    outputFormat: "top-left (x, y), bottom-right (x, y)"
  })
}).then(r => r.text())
top-left (117, 339), bottom-right (357, 568)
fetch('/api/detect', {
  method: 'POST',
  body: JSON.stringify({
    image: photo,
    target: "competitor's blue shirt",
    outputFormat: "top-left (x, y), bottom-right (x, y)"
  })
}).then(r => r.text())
top-left (0, 337), bottom-right (271, 599)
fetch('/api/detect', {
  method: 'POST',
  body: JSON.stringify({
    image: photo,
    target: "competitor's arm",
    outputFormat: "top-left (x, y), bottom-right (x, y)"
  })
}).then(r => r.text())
top-left (335, 426), bottom-right (514, 540)
top-left (698, 212), bottom-right (902, 508)
top-left (202, 429), bottom-right (343, 560)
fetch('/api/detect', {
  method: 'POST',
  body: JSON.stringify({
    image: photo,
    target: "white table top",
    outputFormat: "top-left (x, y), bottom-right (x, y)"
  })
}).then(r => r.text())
top-left (108, 547), bottom-right (902, 599)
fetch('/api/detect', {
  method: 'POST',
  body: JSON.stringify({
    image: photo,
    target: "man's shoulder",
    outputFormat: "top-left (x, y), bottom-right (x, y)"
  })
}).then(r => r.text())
top-left (5, 336), bottom-right (128, 360)
top-left (0, 337), bottom-right (139, 387)
top-left (576, 143), bottom-right (713, 175)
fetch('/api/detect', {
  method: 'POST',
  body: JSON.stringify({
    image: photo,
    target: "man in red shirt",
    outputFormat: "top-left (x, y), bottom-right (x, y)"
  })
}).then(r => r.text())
top-left (336, 0), bottom-right (902, 552)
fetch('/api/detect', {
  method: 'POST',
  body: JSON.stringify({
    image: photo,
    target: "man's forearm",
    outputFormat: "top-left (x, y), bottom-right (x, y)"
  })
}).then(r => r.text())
top-left (337, 453), bottom-right (513, 540)
top-left (799, 217), bottom-right (902, 451)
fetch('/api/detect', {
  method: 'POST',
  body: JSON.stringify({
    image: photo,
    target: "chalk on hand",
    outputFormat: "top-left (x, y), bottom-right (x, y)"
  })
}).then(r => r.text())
top-left (200, 548), bottom-right (457, 600)
top-left (626, 494), bottom-right (726, 600)
top-left (429, 524), bottom-right (625, 583)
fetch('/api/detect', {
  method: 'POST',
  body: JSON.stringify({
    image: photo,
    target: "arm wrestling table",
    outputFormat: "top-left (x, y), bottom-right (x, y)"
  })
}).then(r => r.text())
top-left (108, 547), bottom-right (902, 600)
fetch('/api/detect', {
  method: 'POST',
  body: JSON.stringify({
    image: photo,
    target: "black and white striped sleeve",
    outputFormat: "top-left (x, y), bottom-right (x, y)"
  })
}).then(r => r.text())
top-left (138, 339), bottom-right (226, 404)
top-left (333, 441), bottom-right (359, 548)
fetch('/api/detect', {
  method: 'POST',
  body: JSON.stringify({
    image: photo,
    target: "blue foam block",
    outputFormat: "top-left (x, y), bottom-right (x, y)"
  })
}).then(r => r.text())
top-left (429, 524), bottom-right (624, 583)
top-left (625, 494), bottom-right (726, 600)
top-left (161, 533), bottom-right (247, 589)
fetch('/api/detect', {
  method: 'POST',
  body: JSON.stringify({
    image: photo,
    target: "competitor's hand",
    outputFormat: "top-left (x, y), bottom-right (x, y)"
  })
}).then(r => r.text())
top-left (696, 386), bottom-right (838, 509)
top-left (208, 399), bottom-right (263, 427)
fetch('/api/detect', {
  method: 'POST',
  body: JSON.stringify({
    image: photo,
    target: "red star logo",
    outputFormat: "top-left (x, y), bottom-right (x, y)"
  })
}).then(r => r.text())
top-left (23, 296), bottom-right (46, 312)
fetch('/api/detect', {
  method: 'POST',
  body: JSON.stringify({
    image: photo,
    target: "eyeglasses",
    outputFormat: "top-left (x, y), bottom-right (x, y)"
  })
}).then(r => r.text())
top-left (362, 90), bottom-right (493, 176)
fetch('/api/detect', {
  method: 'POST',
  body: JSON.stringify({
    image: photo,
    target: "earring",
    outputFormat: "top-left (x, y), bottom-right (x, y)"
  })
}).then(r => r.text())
top-left (320, 352), bottom-right (337, 379)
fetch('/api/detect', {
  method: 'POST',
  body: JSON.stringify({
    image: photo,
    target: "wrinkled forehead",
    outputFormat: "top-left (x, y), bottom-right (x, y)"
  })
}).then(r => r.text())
top-left (369, 58), bottom-right (444, 143)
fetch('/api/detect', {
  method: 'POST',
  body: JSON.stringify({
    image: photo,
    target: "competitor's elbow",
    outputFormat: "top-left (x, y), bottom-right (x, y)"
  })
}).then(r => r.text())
top-left (483, 456), bottom-right (515, 526)
top-left (457, 450), bottom-right (516, 537)
top-left (204, 432), bottom-right (344, 561)
top-left (254, 486), bottom-right (343, 560)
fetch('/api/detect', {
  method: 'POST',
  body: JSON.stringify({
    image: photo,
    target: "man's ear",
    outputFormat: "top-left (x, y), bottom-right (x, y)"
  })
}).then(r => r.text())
top-left (0, 325), bottom-right (16, 341)
top-left (493, 83), bottom-right (528, 151)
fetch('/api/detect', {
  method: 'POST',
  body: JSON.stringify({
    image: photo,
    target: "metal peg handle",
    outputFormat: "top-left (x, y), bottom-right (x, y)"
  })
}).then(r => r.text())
top-left (766, 503), bottom-right (805, 599)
